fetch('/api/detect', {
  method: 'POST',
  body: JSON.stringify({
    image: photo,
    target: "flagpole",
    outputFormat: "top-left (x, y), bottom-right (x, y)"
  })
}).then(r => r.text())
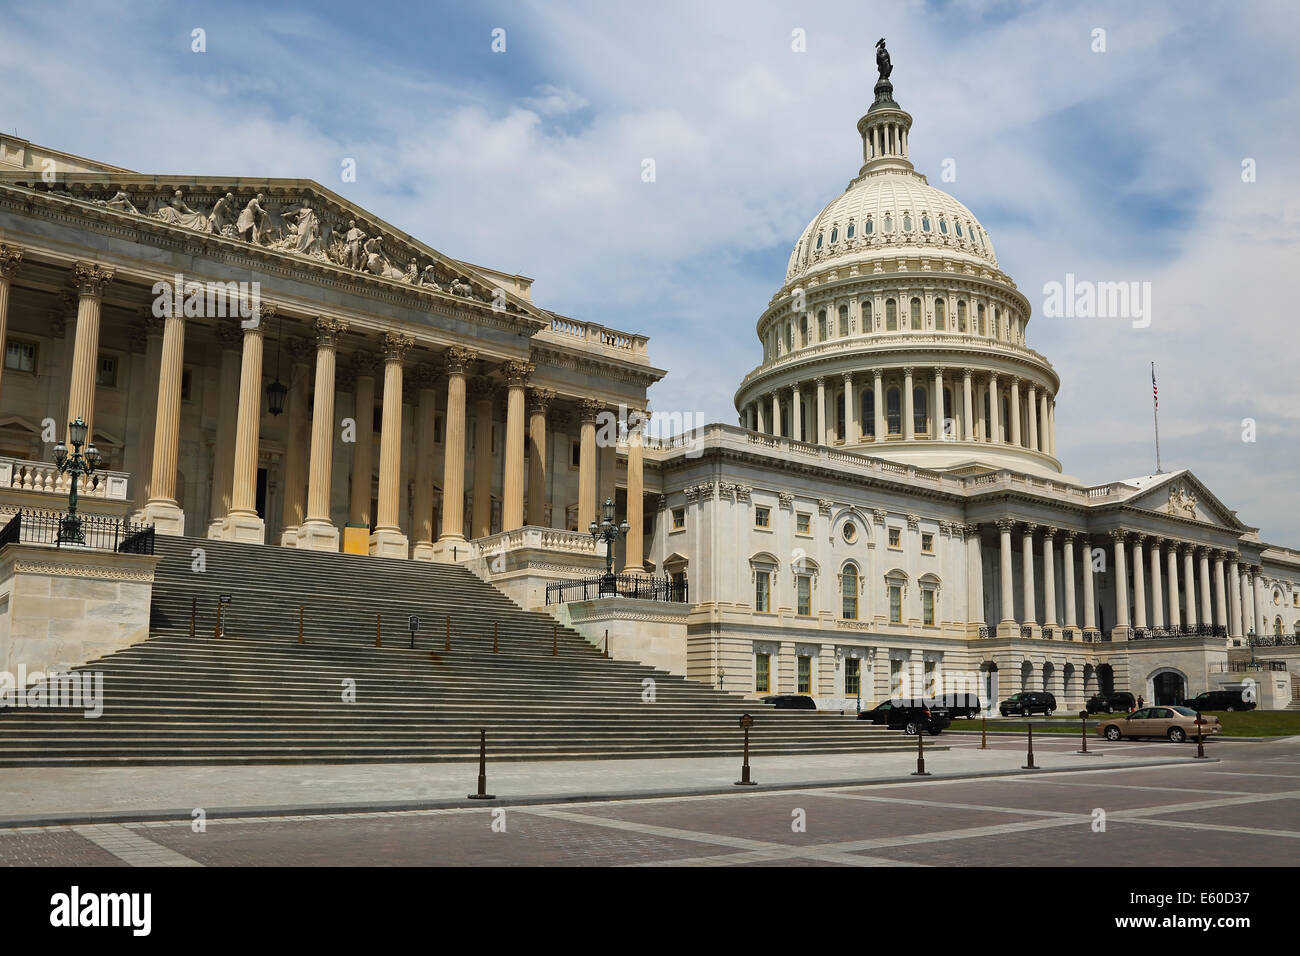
top-left (1152, 361), bottom-right (1162, 474)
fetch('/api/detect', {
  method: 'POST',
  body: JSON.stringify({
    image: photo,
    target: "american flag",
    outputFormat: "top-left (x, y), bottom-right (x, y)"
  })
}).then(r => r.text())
top-left (1151, 363), bottom-right (1158, 410)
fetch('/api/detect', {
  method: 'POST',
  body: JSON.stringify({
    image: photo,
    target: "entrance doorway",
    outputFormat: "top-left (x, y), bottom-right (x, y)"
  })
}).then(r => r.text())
top-left (1152, 671), bottom-right (1185, 706)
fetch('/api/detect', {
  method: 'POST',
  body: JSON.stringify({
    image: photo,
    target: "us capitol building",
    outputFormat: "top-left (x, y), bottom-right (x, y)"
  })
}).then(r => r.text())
top-left (1, 50), bottom-right (1296, 711)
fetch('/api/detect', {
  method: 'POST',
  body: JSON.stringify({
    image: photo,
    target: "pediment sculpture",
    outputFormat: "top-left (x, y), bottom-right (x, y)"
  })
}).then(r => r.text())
top-left (1167, 485), bottom-right (1197, 518)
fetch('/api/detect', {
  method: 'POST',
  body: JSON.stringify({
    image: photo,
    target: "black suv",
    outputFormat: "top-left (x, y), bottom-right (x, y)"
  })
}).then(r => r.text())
top-left (1086, 692), bottom-right (1136, 714)
top-left (934, 693), bottom-right (982, 719)
top-left (1184, 689), bottom-right (1256, 712)
top-left (857, 698), bottom-right (952, 735)
top-left (761, 694), bottom-right (817, 710)
top-left (999, 691), bottom-right (1057, 716)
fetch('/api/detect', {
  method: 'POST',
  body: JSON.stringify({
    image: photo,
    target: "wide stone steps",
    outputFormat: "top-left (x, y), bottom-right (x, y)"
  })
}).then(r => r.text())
top-left (0, 535), bottom-right (918, 766)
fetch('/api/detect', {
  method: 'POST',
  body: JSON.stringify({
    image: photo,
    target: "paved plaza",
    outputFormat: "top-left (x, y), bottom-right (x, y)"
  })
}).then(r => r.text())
top-left (2, 736), bottom-right (1295, 866)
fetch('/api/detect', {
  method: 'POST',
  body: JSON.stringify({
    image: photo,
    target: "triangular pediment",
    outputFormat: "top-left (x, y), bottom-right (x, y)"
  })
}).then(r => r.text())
top-left (0, 170), bottom-right (549, 330)
top-left (1113, 470), bottom-right (1249, 532)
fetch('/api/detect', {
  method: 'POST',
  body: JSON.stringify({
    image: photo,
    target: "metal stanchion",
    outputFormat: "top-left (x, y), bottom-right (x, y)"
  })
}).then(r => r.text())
top-left (604, 628), bottom-right (609, 659)
top-left (1022, 723), bottom-right (1038, 770)
top-left (444, 614), bottom-right (450, 652)
top-left (734, 714), bottom-right (756, 786)
top-left (467, 729), bottom-right (495, 799)
top-left (1195, 710), bottom-right (1208, 759)
top-left (375, 613), bottom-right (382, 647)
top-left (189, 598), bottom-right (196, 639)
top-left (980, 713), bottom-right (988, 750)
top-left (912, 728), bottom-right (932, 776)
top-left (493, 622), bottom-right (499, 654)
top-left (552, 622), bottom-right (557, 657)
top-left (298, 605), bottom-right (304, 645)
top-left (1077, 709), bottom-right (1095, 754)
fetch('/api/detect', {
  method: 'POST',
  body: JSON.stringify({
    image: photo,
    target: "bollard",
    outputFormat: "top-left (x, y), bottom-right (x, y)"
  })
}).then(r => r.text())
top-left (444, 614), bottom-right (450, 652)
top-left (734, 714), bottom-right (757, 786)
top-left (604, 629), bottom-right (610, 659)
top-left (980, 713), bottom-right (987, 750)
top-left (911, 728), bottom-right (931, 776)
top-left (189, 598), bottom-right (196, 639)
top-left (493, 622), bottom-right (499, 654)
top-left (1195, 710), bottom-right (1208, 759)
top-left (1022, 723), bottom-right (1038, 770)
top-left (467, 729), bottom-right (495, 799)
top-left (552, 622), bottom-right (557, 657)
top-left (1077, 709), bottom-right (1095, 755)
top-left (375, 613), bottom-right (382, 648)
top-left (298, 605), bottom-right (304, 645)
top-left (213, 601), bottom-right (222, 640)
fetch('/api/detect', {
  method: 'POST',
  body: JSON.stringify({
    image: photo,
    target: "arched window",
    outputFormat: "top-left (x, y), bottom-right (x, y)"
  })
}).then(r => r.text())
top-left (939, 217), bottom-right (948, 235)
top-left (977, 304), bottom-right (986, 336)
top-left (816, 232), bottom-right (824, 250)
top-left (846, 221), bottom-right (855, 239)
top-left (864, 218), bottom-right (873, 235)
top-left (830, 226), bottom-right (838, 244)
top-left (910, 297), bottom-right (922, 330)
top-left (800, 315), bottom-right (810, 348)
top-left (957, 300), bottom-right (967, 332)
top-left (836, 391), bottom-right (846, 442)
top-left (994, 309), bottom-right (1001, 339)
top-left (886, 298), bottom-right (898, 331)
top-left (786, 323), bottom-right (794, 351)
top-left (942, 388), bottom-right (953, 438)
top-left (862, 389), bottom-right (875, 437)
top-left (883, 213), bottom-right (894, 234)
top-left (886, 387), bottom-right (901, 434)
top-left (935, 298), bottom-right (946, 331)
top-left (861, 299), bottom-right (872, 330)
top-left (1275, 617), bottom-right (1283, 636)
top-left (914, 386), bottom-right (928, 435)
top-left (1002, 398), bottom-right (1010, 440)
top-left (817, 309), bottom-right (827, 341)
top-left (921, 214), bottom-right (931, 233)
top-left (955, 221), bottom-right (964, 238)
top-left (841, 563), bottom-right (860, 620)
top-left (839, 304), bottom-right (850, 336)
top-left (903, 213), bottom-right (912, 232)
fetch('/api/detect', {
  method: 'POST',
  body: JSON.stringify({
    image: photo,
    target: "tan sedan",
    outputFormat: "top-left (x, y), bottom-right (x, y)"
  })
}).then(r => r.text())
top-left (1096, 705), bottom-right (1221, 743)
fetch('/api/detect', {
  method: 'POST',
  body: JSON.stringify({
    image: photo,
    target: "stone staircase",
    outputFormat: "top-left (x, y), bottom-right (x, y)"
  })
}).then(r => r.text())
top-left (0, 536), bottom-right (916, 766)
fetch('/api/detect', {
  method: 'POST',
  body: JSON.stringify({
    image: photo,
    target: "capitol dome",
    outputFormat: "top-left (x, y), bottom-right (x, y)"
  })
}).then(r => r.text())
top-left (735, 61), bottom-right (1064, 478)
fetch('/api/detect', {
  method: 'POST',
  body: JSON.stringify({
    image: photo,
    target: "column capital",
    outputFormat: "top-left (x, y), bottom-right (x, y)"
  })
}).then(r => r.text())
top-left (1060, 528), bottom-right (1078, 543)
top-left (996, 518), bottom-right (1016, 533)
top-left (253, 304), bottom-right (278, 329)
top-left (964, 522), bottom-right (981, 537)
top-left (1195, 545), bottom-right (1211, 559)
top-left (577, 397), bottom-right (604, 422)
top-left (381, 331), bottom-right (415, 363)
top-left (962, 367), bottom-right (974, 379)
top-left (352, 350), bottom-right (382, 378)
top-left (500, 358), bottom-right (533, 386)
top-left (313, 316), bottom-right (348, 348)
top-left (841, 372), bottom-right (853, 385)
top-left (1130, 532), bottom-right (1148, 545)
top-left (0, 243), bottom-right (23, 279)
top-left (444, 345), bottom-right (479, 377)
top-left (813, 375), bottom-right (826, 387)
top-left (1043, 525), bottom-right (1058, 540)
top-left (529, 387), bottom-right (556, 415)
top-left (902, 365), bottom-right (914, 377)
top-left (72, 261), bottom-right (114, 296)
top-left (1108, 529), bottom-right (1126, 542)
top-left (1178, 541), bottom-right (1195, 555)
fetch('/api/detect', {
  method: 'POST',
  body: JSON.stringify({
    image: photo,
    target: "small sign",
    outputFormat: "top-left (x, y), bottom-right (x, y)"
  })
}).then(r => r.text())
top-left (739, 713), bottom-right (754, 730)
top-left (218, 593), bottom-right (233, 604)
top-left (408, 615), bottom-right (420, 632)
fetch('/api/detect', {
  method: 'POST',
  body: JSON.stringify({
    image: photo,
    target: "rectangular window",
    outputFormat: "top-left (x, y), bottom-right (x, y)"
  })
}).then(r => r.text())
top-left (922, 589), bottom-right (935, 625)
top-left (180, 367), bottom-right (193, 401)
top-left (845, 658), bottom-right (861, 697)
top-left (755, 571), bottom-right (770, 613)
top-left (671, 507), bottom-right (685, 531)
top-left (96, 354), bottom-right (117, 388)
top-left (796, 575), bottom-right (811, 616)
top-left (433, 414), bottom-right (444, 444)
top-left (921, 532), bottom-right (934, 553)
top-left (570, 440), bottom-right (581, 468)
top-left (890, 659), bottom-right (904, 695)
top-left (5, 339), bottom-right (37, 373)
top-left (797, 655), bottom-right (812, 694)
top-left (924, 660), bottom-right (937, 697)
top-left (888, 527), bottom-right (901, 548)
top-left (755, 653), bottom-right (771, 693)
top-left (889, 585), bottom-right (902, 623)
top-left (796, 512), bottom-right (811, 535)
top-left (754, 506), bottom-right (771, 528)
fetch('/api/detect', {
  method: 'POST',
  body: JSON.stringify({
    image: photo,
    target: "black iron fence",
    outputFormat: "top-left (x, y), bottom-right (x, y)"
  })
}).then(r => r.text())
top-left (545, 574), bottom-right (688, 606)
top-left (1217, 660), bottom-right (1288, 672)
top-left (0, 509), bottom-right (156, 555)
top-left (1130, 623), bottom-right (1227, 640)
top-left (1248, 633), bottom-right (1298, 647)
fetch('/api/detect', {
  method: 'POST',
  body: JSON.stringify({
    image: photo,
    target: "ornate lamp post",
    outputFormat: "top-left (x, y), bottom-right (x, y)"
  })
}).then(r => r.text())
top-left (588, 497), bottom-right (628, 595)
top-left (53, 416), bottom-right (102, 545)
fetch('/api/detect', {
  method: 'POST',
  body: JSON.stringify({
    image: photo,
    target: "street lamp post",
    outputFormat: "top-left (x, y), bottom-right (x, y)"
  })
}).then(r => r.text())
top-left (53, 417), bottom-right (102, 545)
top-left (588, 497), bottom-right (628, 596)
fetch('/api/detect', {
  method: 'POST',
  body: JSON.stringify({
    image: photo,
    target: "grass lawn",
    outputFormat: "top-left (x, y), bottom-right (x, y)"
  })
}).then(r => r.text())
top-left (944, 711), bottom-right (1300, 738)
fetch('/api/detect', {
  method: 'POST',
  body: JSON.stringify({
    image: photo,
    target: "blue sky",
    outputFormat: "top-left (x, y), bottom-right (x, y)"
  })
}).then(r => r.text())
top-left (4, 0), bottom-right (1298, 541)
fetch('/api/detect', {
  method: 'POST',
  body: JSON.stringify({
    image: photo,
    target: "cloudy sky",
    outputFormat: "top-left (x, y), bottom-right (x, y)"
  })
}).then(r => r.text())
top-left (4, 0), bottom-right (1298, 541)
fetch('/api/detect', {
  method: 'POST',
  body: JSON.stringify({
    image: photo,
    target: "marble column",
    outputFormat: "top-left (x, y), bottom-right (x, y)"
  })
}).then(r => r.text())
top-left (1182, 545), bottom-right (1197, 628)
top-left (346, 352), bottom-right (379, 535)
top-left (902, 367), bottom-right (915, 440)
top-left (997, 519), bottom-right (1016, 633)
top-left (965, 524), bottom-right (985, 629)
top-left (0, 245), bottom-right (22, 404)
top-left (1213, 551), bottom-right (1228, 631)
top-left (1197, 548), bottom-right (1213, 628)
top-left (1042, 528), bottom-right (1057, 627)
top-left (276, 337), bottom-right (314, 546)
top-left (207, 322), bottom-right (244, 537)
top-left (622, 407), bottom-right (646, 573)
top-left (787, 385), bottom-right (800, 443)
top-left (842, 374), bottom-right (856, 441)
top-left (987, 373), bottom-right (1001, 444)
top-left (872, 369), bottom-right (885, 440)
top-left (1047, 399), bottom-right (1056, 456)
top-left (770, 392), bottom-right (780, 438)
top-left (1021, 524), bottom-right (1037, 631)
top-left (1228, 556), bottom-right (1243, 639)
top-left (1082, 536), bottom-right (1097, 630)
top-left (527, 387), bottom-right (555, 527)
top-left (132, 312), bottom-right (164, 514)
top-left (411, 366), bottom-right (441, 559)
top-left (435, 346), bottom-right (477, 558)
top-left (814, 377), bottom-right (827, 444)
top-left (1150, 539), bottom-right (1165, 630)
top-left (1009, 377), bottom-right (1022, 447)
top-left (577, 398), bottom-right (602, 531)
top-left (1111, 531), bottom-right (1129, 630)
top-left (1251, 566), bottom-right (1264, 637)
top-left (755, 400), bottom-right (766, 434)
top-left (65, 263), bottom-right (114, 444)
top-left (1131, 535), bottom-right (1147, 629)
top-left (500, 359), bottom-right (532, 531)
top-left (370, 332), bottom-right (413, 557)
top-left (961, 368), bottom-right (974, 441)
top-left (1026, 384), bottom-right (1039, 451)
top-left (295, 317), bottom-right (346, 552)
top-left (1166, 544), bottom-right (1181, 630)
top-left (933, 368), bottom-right (945, 438)
top-left (1062, 531), bottom-right (1078, 628)
top-left (141, 309), bottom-right (188, 535)
top-left (220, 308), bottom-right (270, 543)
